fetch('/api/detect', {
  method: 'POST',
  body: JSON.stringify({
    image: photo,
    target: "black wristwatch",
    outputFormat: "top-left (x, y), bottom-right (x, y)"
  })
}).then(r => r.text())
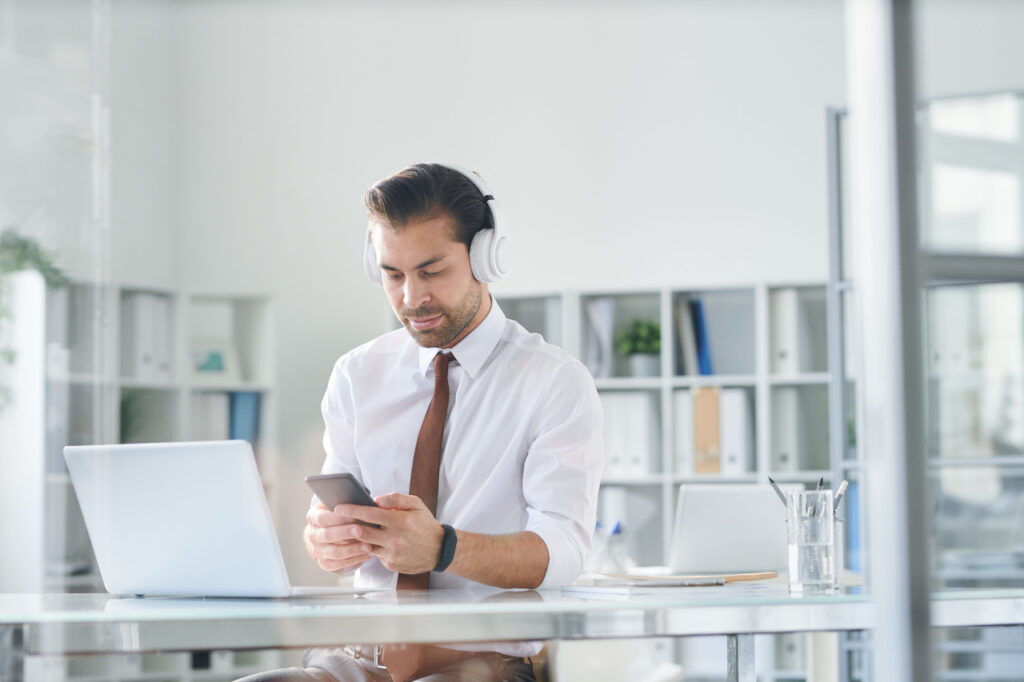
top-left (433, 524), bottom-right (457, 572)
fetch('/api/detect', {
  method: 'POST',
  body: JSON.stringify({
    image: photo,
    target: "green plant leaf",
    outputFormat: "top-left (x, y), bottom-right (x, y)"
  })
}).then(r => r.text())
top-left (615, 319), bottom-right (661, 356)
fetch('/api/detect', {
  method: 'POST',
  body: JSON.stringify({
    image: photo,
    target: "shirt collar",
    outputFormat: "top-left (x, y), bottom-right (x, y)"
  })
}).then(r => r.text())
top-left (417, 297), bottom-right (506, 380)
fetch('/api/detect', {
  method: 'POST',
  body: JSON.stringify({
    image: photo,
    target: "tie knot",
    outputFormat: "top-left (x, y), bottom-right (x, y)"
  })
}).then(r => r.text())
top-left (433, 352), bottom-right (452, 382)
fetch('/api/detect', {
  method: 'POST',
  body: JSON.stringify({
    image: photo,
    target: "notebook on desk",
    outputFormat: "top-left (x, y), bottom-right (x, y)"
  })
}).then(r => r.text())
top-left (64, 440), bottom-right (362, 598)
top-left (562, 570), bottom-right (778, 597)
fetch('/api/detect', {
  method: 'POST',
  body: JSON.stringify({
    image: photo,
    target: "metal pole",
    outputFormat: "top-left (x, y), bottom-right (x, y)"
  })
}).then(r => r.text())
top-left (0, 625), bottom-right (24, 682)
top-left (825, 109), bottom-right (847, 517)
top-left (726, 634), bottom-right (755, 682)
top-left (825, 109), bottom-right (855, 682)
top-left (845, 0), bottom-right (933, 680)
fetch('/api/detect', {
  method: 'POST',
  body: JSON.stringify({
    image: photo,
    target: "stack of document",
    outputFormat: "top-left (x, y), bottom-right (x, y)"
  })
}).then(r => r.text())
top-left (563, 571), bottom-right (778, 597)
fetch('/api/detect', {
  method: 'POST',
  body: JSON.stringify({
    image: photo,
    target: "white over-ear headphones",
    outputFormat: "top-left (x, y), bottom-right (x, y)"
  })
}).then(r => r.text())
top-left (363, 163), bottom-right (511, 285)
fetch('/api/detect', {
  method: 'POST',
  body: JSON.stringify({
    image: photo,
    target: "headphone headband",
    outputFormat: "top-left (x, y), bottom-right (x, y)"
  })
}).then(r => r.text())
top-left (364, 163), bottom-right (511, 285)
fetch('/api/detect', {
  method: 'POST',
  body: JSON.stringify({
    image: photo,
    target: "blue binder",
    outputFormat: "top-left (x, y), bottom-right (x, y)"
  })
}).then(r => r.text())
top-left (689, 299), bottom-right (714, 375)
top-left (846, 480), bottom-right (861, 572)
top-left (229, 392), bottom-right (261, 445)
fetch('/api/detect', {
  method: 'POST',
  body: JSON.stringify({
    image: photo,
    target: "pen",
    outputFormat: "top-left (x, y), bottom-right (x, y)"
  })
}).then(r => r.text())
top-left (833, 479), bottom-right (849, 516)
top-left (816, 476), bottom-right (824, 491)
top-left (768, 476), bottom-right (788, 507)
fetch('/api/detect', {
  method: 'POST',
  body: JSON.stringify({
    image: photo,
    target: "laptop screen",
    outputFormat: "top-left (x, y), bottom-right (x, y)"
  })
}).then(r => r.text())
top-left (64, 440), bottom-right (291, 597)
top-left (668, 483), bottom-right (793, 574)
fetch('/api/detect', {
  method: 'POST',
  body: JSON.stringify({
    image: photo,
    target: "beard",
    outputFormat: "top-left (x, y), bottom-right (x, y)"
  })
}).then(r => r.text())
top-left (401, 282), bottom-right (483, 348)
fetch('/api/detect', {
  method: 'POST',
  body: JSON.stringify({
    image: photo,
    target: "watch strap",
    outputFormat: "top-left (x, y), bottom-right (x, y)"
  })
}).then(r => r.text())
top-left (433, 524), bottom-right (457, 573)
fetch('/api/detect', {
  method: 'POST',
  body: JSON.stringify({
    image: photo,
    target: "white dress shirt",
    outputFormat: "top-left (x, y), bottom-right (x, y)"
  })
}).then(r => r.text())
top-left (319, 300), bottom-right (603, 597)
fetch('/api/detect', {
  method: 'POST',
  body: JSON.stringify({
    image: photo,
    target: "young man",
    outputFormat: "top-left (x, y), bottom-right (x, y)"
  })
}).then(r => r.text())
top-left (241, 163), bottom-right (602, 682)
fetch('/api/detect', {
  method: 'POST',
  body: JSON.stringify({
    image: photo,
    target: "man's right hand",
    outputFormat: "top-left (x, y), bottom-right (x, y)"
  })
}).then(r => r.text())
top-left (304, 503), bottom-right (373, 573)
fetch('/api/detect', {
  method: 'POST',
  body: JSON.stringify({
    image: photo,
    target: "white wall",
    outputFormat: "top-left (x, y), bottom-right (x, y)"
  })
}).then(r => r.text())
top-left (108, 0), bottom-right (1024, 582)
top-left (110, 0), bottom-right (178, 290)
top-left (164, 0), bottom-right (850, 582)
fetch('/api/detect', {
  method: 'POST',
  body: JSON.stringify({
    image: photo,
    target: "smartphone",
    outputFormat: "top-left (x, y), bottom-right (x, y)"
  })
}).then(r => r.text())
top-left (304, 472), bottom-right (378, 509)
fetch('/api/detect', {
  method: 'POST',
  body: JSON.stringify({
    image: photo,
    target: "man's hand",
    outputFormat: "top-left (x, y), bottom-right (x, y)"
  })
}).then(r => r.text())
top-left (338, 493), bottom-right (445, 575)
top-left (304, 503), bottom-right (373, 573)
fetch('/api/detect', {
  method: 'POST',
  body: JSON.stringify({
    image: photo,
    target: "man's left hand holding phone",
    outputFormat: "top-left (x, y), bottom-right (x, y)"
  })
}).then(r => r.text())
top-left (303, 473), bottom-right (379, 574)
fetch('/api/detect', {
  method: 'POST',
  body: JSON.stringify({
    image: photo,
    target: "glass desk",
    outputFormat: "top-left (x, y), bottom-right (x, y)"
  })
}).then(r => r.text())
top-left (2, 585), bottom-right (1024, 682)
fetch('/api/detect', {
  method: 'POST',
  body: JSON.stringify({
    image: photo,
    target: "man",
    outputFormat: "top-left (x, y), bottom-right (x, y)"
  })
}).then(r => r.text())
top-left (241, 163), bottom-right (602, 682)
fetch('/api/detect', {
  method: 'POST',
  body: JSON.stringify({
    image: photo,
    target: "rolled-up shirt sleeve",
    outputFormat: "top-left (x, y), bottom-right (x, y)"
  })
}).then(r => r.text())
top-left (318, 356), bottom-right (362, 489)
top-left (522, 360), bottom-right (604, 587)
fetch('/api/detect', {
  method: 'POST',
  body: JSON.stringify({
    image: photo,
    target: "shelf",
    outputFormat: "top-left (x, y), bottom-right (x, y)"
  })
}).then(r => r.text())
top-left (768, 470), bottom-right (833, 484)
top-left (67, 673), bottom-right (186, 682)
top-left (55, 373), bottom-right (116, 386)
top-left (936, 568), bottom-right (1024, 580)
top-left (5, 275), bottom-right (276, 596)
top-left (671, 374), bottom-right (757, 388)
top-left (601, 475), bottom-right (665, 486)
top-left (926, 371), bottom-right (1021, 388)
top-left (768, 373), bottom-right (831, 386)
top-left (672, 473), bottom-right (759, 484)
top-left (593, 377), bottom-right (662, 391)
top-left (188, 382), bottom-right (273, 393)
top-left (933, 640), bottom-right (1024, 654)
top-left (927, 455), bottom-right (1024, 468)
top-left (119, 378), bottom-right (181, 390)
top-left (46, 572), bottom-right (102, 589)
top-left (936, 672), bottom-right (1024, 682)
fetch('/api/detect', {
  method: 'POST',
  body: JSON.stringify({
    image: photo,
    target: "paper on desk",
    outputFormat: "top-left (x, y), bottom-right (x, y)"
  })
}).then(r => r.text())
top-left (562, 571), bottom-right (777, 597)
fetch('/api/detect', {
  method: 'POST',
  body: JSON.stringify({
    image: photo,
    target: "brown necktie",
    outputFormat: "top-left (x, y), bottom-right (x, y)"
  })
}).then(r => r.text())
top-left (384, 352), bottom-right (452, 680)
top-left (404, 351), bottom-right (452, 531)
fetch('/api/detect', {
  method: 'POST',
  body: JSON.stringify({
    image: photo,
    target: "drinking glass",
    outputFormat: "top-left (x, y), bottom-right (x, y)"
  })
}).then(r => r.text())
top-left (786, 490), bottom-right (835, 593)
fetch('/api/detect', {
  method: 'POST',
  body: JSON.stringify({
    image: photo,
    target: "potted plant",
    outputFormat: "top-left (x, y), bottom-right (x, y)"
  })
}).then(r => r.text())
top-left (616, 319), bottom-right (661, 377)
top-left (0, 227), bottom-right (68, 413)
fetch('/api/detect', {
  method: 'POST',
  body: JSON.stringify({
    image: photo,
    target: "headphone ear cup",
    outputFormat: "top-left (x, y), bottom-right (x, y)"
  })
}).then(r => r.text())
top-left (491, 232), bottom-right (510, 278)
top-left (469, 228), bottom-right (497, 283)
top-left (364, 231), bottom-right (383, 286)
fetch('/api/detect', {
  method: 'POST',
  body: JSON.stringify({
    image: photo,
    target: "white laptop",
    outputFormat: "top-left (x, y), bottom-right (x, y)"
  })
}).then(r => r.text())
top-left (64, 440), bottom-right (360, 598)
top-left (668, 483), bottom-right (796, 575)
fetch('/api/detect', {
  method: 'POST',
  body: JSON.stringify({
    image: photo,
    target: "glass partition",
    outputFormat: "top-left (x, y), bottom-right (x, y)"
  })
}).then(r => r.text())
top-left (926, 283), bottom-right (1024, 462)
top-left (833, 88), bottom-right (1024, 680)
top-left (833, 92), bottom-right (1024, 588)
top-left (0, 0), bottom-right (113, 594)
top-left (919, 93), bottom-right (1023, 256)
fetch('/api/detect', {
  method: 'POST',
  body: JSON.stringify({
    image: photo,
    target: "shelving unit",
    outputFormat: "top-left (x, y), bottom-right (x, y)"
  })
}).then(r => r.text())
top-left (23, 649), bottom-right (288, 682)
top-left (497, 282), bottom-right (838, 681)
top-left (0, 272), bottom-right (279, 681)
top-left (498, 282), bottom-right (834, 568)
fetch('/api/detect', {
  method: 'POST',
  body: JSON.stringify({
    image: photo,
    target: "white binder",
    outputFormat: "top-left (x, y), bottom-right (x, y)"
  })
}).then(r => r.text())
top-left (600, 391), bottom-right (658, 479)
top-left (191, 393), bottom-right (230, 441)
top-left (584, 297), bottom-right (615, 378)
top-left (153, 295), bottom-right (173, 381)
top-left (599, 392), bottom-right (627, 479)
top-left (772, 386), bottom-right (801, 472)
top-left (673, 390), bottom-right (694, 476)
top-left (622, 392), bottom-right (658, 478)
top-left (120, 293), bottom-right (155, 380)
top-left (719, 388), bottom-right (753, 476)
top-left (770, 288), bottom-right (800, 375)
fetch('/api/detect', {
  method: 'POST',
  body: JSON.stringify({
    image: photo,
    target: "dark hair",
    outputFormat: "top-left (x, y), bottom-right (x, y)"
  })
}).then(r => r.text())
top-left (363, 163), bottom-right (493, 248)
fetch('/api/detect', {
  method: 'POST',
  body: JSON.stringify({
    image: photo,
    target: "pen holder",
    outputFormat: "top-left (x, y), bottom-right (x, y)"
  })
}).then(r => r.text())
top-left (786, 490), bottom-right (835, 594)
